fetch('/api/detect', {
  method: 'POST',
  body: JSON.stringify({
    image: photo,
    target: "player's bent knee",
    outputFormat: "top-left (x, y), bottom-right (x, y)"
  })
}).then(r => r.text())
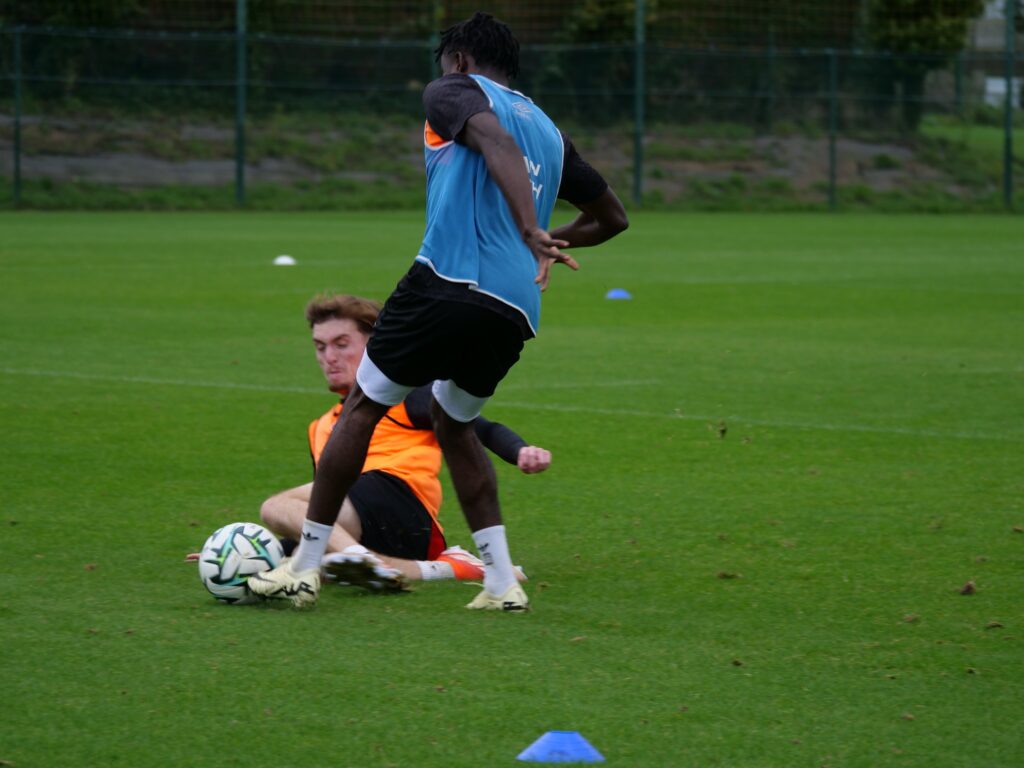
top-left (259, 496), bottom-right (284, 531)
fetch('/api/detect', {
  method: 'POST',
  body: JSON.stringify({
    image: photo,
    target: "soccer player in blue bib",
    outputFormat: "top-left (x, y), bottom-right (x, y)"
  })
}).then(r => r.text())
top-left (250, 11), bottom-right (629, 611)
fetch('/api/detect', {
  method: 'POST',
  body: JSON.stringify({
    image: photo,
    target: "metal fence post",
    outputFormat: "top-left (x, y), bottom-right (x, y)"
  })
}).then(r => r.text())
top-left (13, 26), bottom-right (23, 207)
top-left (429, 0), bottom-right (441, 81)
top-left (954, 52), bottom-right (964, 117)
top-left (828, 48), bottom-right (838, 211)
top-left (767, 28), bottom-right (777, 132)
top-left (1003, 0), bottom-right (1015, 210)
top-left (633, 0), bottom-right (645, 207)
top-left (235, 0), bottom-right (247, 207)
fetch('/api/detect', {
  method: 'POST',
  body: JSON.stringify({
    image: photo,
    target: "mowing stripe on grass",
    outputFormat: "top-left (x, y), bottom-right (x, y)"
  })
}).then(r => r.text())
top-left (3, 366), bottom-right (1020, 444)
top-left (499, 400), bottom-right (1024, 443)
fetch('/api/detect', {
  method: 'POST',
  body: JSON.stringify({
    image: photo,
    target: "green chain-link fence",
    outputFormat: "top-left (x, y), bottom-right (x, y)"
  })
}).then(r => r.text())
top-left (1, 1), bottom-right (1020, 211)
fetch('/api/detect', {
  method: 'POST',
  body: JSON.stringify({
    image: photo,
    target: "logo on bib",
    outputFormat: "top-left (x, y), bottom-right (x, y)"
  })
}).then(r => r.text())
top-left (512, 101), bottom-right (534, 119)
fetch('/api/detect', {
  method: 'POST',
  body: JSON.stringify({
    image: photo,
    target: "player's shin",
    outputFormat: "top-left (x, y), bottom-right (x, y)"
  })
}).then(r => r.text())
top-left (471, 524), bottom-right (517, 595)
top-left (291, 519), bottom-right (333, 572)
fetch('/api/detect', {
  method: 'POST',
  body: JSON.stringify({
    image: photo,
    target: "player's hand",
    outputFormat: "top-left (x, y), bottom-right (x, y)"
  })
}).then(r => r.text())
top-left (517, 445), bottom-right (552, 474)
top-left (524, 227), bottom-right (576, 291)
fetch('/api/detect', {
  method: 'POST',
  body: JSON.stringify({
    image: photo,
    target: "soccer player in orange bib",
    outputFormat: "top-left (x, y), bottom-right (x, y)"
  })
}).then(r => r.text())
top-left (258, 293), bottom-right (544, 591)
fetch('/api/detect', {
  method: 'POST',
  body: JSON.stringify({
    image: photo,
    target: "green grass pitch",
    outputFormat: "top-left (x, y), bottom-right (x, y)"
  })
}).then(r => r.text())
top-left (1, 210), bottom-right (1022, 767)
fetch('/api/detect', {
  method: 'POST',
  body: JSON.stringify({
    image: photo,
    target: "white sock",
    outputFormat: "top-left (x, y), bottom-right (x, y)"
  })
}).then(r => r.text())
top-left (292, 520), bottom-right (333, 572)
top-left (472, 525), bottom-right (516, 595)
top-left (416, 560), bottom-right (455, 581)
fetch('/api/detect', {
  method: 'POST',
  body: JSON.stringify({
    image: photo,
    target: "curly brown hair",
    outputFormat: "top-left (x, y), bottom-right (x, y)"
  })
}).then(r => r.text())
top-left (304, 293), bottom-right (381, 335)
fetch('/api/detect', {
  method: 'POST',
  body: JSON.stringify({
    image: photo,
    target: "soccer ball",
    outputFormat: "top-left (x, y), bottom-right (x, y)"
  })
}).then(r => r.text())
top-left (198, 522), bottom-right (284, 604)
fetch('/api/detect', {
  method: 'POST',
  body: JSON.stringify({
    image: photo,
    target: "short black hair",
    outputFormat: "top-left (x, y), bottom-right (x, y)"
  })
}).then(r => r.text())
top-left (434, 11), bottom-right (520, 80)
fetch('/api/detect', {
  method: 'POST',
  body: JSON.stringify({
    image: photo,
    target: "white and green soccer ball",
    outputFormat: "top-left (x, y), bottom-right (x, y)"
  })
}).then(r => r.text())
top-left (198, 522), bottom-right (284, 604)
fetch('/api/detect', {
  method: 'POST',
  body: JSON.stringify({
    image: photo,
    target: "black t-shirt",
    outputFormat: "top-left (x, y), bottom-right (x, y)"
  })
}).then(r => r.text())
top-left (422, 74), bottom-right (609, 205)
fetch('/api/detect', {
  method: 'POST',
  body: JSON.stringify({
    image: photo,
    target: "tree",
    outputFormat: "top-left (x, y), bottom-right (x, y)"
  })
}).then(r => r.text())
top-left (868, 0), bottom-right (984, 129)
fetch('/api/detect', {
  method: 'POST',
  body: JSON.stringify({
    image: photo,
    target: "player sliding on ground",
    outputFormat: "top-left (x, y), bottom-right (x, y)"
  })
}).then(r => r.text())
top-left (188, 293), bottom-right (542, 590)
top-left (261, 293), bottom-right (540, 590)
top-left (249, 11), bottom-right (628, 611)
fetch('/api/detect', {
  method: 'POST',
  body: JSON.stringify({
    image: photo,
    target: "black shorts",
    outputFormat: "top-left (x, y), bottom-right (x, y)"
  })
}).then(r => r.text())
top-left (348, 470), bottom-right (444, 560)
top-left (366, 265), bottom-right (526, 399)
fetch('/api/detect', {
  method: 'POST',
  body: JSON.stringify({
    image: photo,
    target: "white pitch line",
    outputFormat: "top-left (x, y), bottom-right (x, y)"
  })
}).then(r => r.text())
top-left (500, 378), bottom-right (658, 391)
top-left (2, 366), bottom-right (1020, 443)
top-left (0, 367), bottom-right (325, 395)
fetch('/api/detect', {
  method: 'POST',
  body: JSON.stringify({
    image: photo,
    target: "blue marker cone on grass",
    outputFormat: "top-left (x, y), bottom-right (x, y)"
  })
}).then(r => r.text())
top-left (517, 731), bottom-right (605, 763)
top-left (605, 288), bottom-right (632, 300)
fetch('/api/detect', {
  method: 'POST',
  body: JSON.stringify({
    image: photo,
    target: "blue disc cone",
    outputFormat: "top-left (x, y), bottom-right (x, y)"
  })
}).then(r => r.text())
top-left (605, 288), bottom-right (632, 300)
top-left (517, 731), bottom-right (605, 763)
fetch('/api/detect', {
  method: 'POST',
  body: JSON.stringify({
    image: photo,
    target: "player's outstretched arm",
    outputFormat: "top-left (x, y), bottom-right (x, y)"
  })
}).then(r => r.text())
top-left (473, 416), bottom-right (551, 474)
